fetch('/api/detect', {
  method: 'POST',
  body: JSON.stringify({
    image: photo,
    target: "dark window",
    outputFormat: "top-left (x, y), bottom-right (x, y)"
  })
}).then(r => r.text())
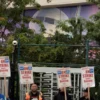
top-left (45, 17), bottom-right (54, 24)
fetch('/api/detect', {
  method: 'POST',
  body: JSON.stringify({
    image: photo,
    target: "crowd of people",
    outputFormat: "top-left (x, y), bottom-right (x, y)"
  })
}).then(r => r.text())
top-left (25, 83), bottom-right (94, 100)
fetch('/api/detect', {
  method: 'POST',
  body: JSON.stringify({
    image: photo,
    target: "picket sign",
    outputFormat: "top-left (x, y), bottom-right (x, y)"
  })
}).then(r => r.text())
top-left (57, 67), bottom-right (71, 100)
top-left (0, 56), bottom-right (11, 77)
top-left (0, 56), bottom-right (11, 99)
top-left (18, 63), bottom-right (34, 92)
top-left (81, 67), bottom-right (95, 100)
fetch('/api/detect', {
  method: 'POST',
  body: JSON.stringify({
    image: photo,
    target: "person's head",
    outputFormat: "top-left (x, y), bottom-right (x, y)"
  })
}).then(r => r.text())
top-left (59, 87), bottom-right (64, 92)
top-left (83, 88), bottom-right (88, 97)
top-left (30, 83), bottom-right (38, 92)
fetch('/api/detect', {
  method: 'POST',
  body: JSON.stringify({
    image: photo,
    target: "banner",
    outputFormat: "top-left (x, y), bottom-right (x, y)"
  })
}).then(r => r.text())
top-left (81, 67), bottom-right (95, 88)
top-left (18, 63), bottom-right (34, 84)
top-left (0, 56), bottom-right (11, 77)
top-left (57, 68), bottom-right (71, 88)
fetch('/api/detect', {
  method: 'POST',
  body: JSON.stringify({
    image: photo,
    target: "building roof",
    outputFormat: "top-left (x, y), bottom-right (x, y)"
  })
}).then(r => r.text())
top-left (8, 0), bottom-right (89, 9)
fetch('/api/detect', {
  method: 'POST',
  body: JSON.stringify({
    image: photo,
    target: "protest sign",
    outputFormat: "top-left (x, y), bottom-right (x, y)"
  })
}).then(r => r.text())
top-left (18, 63), bottom-right (34, 84)
top-left (81, 67), bottom-right (95, 88)
top-left (57, 68), bottom-right (71, 88)
top-left (0, 56), bottom-right (10, 99)
top-left (0, 56), bottom-right (10, 77)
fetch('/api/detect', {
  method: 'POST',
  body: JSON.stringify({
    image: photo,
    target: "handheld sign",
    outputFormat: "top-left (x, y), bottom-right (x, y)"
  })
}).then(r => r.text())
top-left (0, 56), bottom-right (10, 98)
top-left (81, 67), bottom-right (95, 88)
top-left (18, 63), bottom-right (34, 84)
top-left (0, 56), bottom-right (11, 77)
top-left (57, 68), bottom-right (71, 88)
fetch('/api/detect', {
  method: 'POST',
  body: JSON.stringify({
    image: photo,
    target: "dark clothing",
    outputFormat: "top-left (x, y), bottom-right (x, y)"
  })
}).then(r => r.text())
top-left (80, 96), bottom-right (94, 100)
top-left (7, 99), bottom-right (10, 100)
top-left (28, 91), bottom-right (44, 100)
top-left (54, 91), bottom-right (72, 100)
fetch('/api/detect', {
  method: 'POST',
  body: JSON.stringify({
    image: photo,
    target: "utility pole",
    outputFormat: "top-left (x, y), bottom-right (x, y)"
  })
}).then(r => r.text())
top-left (9, 40), bottom-right (18, 100)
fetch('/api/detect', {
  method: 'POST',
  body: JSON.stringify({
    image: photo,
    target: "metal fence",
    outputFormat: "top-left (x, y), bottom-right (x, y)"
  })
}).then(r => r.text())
top-left (20, 67), bottom-right (82, 100)
top-left (8, 40), bottom-right (100, 100)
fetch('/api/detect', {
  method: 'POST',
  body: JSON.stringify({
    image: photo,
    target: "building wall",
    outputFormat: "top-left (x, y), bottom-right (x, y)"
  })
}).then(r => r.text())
top-left (9, 0), bottom-right (88, 8)
top-left (35, 0), bottom-right (88, 7)
top-left (25, 5), bottom-right (98, 36)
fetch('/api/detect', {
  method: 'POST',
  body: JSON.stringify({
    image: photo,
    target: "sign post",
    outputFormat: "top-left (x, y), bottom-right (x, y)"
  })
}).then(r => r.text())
top-left (88, 87), bottom-right (90, 100)
top-left (4, 77), bottom-right (7, 98)
top-left (64, 87), bottom-right (67, 100)
top-left (57, 68), bottom-right (71, 100)
top-left (81, 67), bottom-right (95, 100)
top-left (18, 63), bottom-right (34, 92)
top-left (0, 56), bottom-right (11, 99)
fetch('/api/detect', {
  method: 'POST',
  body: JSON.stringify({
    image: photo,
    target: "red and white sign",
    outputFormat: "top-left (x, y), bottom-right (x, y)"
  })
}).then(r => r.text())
top-left (18, 63), bottom-right (34, 84)
top-left (81, 67), bottom-right (95, 88)
top-left (57, 68), bottom-right (71, 88)
top-left (0, 56), bottom-right (11, 77)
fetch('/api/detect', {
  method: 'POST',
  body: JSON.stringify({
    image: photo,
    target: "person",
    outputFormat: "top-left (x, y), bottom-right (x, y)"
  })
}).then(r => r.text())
top-left (54, 87), bottom-right (72, 100)
top-left (25, 83), bottom-right (45, 100)
top-left (79, 88), bottom-right (94, 100)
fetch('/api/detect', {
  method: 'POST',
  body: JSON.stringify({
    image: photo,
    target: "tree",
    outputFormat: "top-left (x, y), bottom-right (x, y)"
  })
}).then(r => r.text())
top-left (86, 1), bottom-right (100, 97)
top-left (0, 0), bottom-right (45, 44)
top-left (0, 1), bottom-right (46, 100)
top-left (0, 1), bottom-right (100, 98)
top-left (54, 17), bottom-right (87, 64)
top-left (85, 1), bottom-right (100, 65)
top-left (88, 0), bottom-right (100, 6)
top-left (2, 17), bottom-right (89, 65)
top-left (86, 0), bottom-right (100, 65)
top-left (88, 0), bottom-right (100, 41)
top-left (57, 17), bottom-right (87, 44)
top-left (0, 0), bottom-right (46, 60)
top-left (86, 11), bottom-right (100, 43)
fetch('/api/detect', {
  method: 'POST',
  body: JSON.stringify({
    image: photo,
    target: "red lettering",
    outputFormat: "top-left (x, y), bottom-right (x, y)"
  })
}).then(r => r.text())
top-left (1, 60), bottom-right (5, 63)
top-left (0, 69), bottom-right (8, 72)
top-left (21, 71), bottom-right (24, 74)
top-left (0, 64), bottom-right (8, 67)
top-left (84, 80), bottom-right (92, 82)
top-left (83, 74), bottom-right (93, 78)
top-left (59, 74), bottom-right (69, 78)
top-left (60, 80), bottom-right (68, 82)
top-left (24, 67), bottom-right (28, 70)
top-left (22, 76), bottom-right (31, 79)
top-left (86, 70), bottom-right (90, 73)
top-left (21, 71), bottom-right (31, 74)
